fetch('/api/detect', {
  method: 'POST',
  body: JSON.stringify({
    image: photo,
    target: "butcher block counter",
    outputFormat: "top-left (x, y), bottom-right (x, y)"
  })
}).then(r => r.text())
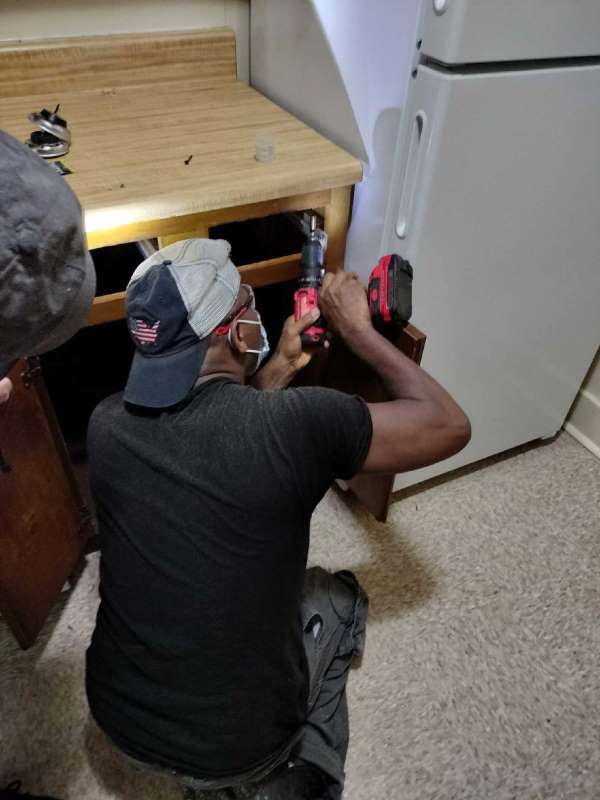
top-left (0, 27), bottom-right (362, 324)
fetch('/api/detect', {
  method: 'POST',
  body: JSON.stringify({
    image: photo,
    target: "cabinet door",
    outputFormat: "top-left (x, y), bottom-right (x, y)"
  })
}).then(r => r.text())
top-left (295, 324), bottom-right (426, 522)
top-left (0, 359), bottom-right (91, 648)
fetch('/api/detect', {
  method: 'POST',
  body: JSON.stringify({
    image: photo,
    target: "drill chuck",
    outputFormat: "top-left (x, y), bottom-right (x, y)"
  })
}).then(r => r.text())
top-left (298, 238), bottom-right (323, 287)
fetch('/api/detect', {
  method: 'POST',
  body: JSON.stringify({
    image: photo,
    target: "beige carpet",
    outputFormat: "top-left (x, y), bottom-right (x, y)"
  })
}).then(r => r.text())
top-left (1, 431), bottom-right (599, 799)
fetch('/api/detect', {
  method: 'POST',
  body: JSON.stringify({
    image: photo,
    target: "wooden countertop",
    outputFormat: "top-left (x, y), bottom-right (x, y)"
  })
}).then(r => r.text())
top-left (0, 29), bottom-right (362, 248)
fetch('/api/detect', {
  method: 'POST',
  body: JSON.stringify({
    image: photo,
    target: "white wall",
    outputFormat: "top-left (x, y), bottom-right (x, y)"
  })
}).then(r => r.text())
top-left (250, 0), bottom-right (423, 280)
top-left (0, 0), bottom-right (250, 82)
top-left (314, 0), bottom-right (422, 280)
top-left (566, 350), bottom-right (600, 459)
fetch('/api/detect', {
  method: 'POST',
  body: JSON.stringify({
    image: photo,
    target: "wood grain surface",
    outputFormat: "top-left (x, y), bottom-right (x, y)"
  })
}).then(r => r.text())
top-left (0, 30), bottom-right (362, 248)
top-left (0, 29), bottom-right (237, 97)
top-left (85, 254), bottom-right (302, 326)
top-left (0, 361), bottom-right (87, 648)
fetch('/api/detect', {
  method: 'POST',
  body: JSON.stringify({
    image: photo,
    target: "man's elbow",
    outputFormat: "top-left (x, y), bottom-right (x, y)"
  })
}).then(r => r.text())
top-left (444, 410), bottom-right (471, 457)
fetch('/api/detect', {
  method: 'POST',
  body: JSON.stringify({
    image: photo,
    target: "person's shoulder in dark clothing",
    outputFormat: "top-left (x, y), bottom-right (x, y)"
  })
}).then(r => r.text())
top-left (256, 385), bottom-right (373, 482)
top-left (88, 391), bottom-right (125, 436)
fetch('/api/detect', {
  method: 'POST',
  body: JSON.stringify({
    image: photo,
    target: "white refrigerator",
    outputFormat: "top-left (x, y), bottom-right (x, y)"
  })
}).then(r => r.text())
top-left (251, 1), bottom-right (600, 490)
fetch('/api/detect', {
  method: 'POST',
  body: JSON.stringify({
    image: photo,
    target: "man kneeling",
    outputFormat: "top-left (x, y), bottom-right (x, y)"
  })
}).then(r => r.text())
top-left (86, 239), bottom-right (470, 799)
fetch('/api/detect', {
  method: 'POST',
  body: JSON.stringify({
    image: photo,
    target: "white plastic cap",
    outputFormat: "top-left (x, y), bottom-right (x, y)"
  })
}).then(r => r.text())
top-left (255, 132), bottom-right (275, 163)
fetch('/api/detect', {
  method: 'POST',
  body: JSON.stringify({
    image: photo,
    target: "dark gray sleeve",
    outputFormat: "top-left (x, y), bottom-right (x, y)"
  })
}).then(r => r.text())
top-left (281, 386), bottom-right (373, 482)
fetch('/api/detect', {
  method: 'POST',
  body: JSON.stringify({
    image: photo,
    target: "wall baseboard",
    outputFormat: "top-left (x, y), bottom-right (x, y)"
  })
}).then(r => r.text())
top-left (564, 387), bottom-right (600, 459)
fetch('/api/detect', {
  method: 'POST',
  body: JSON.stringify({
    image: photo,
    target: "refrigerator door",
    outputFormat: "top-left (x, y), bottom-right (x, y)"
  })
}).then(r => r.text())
top-left (383, 62), bottom-right (600, 489)
top-left (422, 0), bottom-right (600, 64)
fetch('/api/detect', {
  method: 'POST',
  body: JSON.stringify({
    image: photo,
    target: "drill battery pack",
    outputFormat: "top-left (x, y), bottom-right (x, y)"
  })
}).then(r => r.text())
top-left (368, 254), bottom-right (413, 326)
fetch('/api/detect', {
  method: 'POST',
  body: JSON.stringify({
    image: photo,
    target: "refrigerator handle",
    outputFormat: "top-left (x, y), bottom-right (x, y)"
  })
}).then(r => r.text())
top-left (396, 111), bottom-right (428, 239)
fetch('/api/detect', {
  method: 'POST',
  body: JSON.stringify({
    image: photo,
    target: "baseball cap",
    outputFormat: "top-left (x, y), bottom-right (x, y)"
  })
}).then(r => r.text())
top-left (0, 130), bottom-right (96, 363)
top-left (124, 238), bottom-right (241, 408)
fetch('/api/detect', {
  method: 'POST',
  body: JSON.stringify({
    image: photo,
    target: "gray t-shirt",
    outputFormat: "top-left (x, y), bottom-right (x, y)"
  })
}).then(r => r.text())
top-left (86, 378), bottom-right (372, 779)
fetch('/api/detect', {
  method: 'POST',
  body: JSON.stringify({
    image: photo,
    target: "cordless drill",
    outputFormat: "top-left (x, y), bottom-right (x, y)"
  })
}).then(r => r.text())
top-left (294, 214), bottom-right (413, 342)
top-left (294, 215), bottom-right (327, 346)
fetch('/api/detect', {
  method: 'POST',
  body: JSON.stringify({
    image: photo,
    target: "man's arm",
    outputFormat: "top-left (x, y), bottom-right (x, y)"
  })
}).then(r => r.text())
top-left (318, 272), bottom-right (471, 474)
top-left (250, 308), bottom-right (322, 390)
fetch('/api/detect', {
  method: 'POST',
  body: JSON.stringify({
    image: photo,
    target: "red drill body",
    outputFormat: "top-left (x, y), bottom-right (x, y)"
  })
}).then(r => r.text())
top-left (295, 286), bottom-right (325, 344)
top-left (294, 217), bottom-right (326, 345)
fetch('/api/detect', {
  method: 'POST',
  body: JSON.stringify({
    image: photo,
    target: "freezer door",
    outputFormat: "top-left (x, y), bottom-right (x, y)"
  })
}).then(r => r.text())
top-left (422, 0), bottom-right (600, 64)
top-left (383, 62), bottom-right (600, 489)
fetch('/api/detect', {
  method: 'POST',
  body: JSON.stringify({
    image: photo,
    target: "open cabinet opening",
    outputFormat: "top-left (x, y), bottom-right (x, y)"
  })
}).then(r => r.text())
top-left (209, 212), bottom-right (305, 265)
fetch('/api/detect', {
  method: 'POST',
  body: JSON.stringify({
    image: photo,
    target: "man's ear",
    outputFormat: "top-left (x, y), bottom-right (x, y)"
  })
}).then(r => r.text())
top-left (229, 320), bottom-right (248, 355)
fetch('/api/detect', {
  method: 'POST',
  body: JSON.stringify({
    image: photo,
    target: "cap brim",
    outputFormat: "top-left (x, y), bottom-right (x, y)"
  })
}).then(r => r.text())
top-left (123, 338), bottom-right (209, 408)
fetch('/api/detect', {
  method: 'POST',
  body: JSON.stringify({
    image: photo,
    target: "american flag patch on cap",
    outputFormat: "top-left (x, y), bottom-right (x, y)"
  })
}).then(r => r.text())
top-left (132, 319), bottom-right (160, 345)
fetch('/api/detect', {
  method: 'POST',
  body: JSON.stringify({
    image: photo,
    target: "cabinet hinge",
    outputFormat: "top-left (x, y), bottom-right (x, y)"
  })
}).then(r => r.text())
top-left (21, 358), bottom-right (42, 387)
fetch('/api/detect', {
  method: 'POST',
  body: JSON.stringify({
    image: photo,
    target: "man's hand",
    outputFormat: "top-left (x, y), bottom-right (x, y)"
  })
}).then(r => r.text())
top-left (250, 308), bottom-right (322, 390)
top-left (318, 272), bottom-right (373, 342)
top-left (0, 377), bottom-right (13, 404)
top-left (275, 308), bottom-right (325, 373)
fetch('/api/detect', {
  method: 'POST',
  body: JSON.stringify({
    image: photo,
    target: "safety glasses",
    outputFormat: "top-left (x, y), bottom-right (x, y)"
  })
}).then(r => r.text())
top-left (214, 284), bottom-right (256, 336)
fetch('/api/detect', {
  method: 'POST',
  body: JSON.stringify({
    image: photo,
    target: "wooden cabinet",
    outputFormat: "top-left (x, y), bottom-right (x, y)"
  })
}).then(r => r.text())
top-left (0, 359), bottom-right (92, 648)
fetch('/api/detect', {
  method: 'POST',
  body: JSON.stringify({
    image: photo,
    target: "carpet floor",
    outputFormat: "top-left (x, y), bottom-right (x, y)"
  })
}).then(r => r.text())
top-left (1, 431), bottom-right (599, 799)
